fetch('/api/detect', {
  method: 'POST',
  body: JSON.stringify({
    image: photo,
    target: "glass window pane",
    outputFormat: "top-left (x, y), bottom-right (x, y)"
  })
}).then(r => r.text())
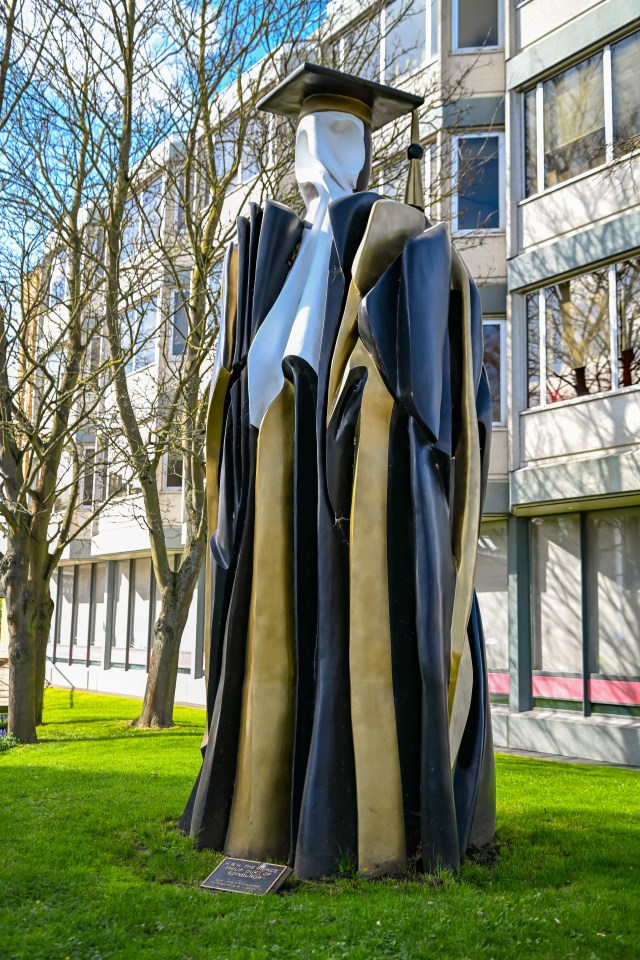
top-left (616, 256), bottom-right (640, 388)
top-left (48, 573), bottom-right (57, 652)
top-left (171, 289), bottom-right (189, 357)
top-left (93, 562), bottom-right (107, 659)
top-left (526, 292), bottom-right (540, 407)
top-left (57, 568), bottom-right (74, 659)
top-left (587, 509), bottom-right (640, 684)
top-left (125, 298), bottom-right (157, 373)
top-left (130, 559), bottom-right (151, 667)
top-left (342, 18), bottom-right (381, 81)
top-left (456, 135), bottom-right (500, 230)
top-left (482, 320), bottom-right (502, 423)
top-left (455, 0), bottom-right (498, 49)
top-left (476, 520), bottom-right (508, 672)
top-left (430, 0), bottom-right (438, 59)
top-left (112, 560), bottom-right (130, 660)
top-left (531, 516), bottom-right (582, 675)
top-left (612, 30), bottom-right (640, 159)
top-left (166, 453), bottom-right (183, 489)
top-left (140, 178), bottom-right (163, 244)
top-left (543, 55), bottom-right (605, 188)
top-left (524, 87), bottom-right (537, 195)
top-left (72, 566), bottom-right (92, 660)
top-left (384, 0), bottom-right (426, 82)
top-left (545, 270), bottom-right (611, 403)
top-left (379, 155), bottom-right (406, 200)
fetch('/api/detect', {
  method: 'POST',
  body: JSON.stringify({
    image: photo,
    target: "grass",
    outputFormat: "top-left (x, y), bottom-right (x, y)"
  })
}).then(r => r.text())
top-left (1, 690), bottom-right (639, 960)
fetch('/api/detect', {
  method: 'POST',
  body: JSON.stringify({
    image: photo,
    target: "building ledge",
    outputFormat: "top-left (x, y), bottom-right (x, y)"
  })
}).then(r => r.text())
top-left (491, 705), bottom-right (640, 766)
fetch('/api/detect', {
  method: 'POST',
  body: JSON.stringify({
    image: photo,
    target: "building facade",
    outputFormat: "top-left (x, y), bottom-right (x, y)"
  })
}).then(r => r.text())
top-left (4, 0), bottom-right (635, 763)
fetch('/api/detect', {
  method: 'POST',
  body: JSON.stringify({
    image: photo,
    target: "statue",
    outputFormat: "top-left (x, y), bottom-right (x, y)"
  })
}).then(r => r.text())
top-left (179, 63), bottom-right (495, 879)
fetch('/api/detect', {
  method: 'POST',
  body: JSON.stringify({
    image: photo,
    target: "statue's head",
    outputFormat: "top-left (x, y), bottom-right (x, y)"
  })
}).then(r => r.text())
top-left (294, 110), bottom-right (371, 205)
top-left (257, 61), bottom-right (423, 205)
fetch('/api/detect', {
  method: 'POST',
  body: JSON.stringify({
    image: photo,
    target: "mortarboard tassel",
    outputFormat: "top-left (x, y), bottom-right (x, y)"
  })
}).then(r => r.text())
top-left (404, 108), bottom-right (424, 211)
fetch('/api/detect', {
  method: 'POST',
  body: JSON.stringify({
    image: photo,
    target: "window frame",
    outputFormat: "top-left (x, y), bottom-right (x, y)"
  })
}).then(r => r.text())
top-left (523, 257), bottom-right (640, 411)
top-left (169, 287), bottom-right (189, 359)
top-left (123, 297), bottom-right (158, 375)
top-left (522, 28), bottom-right (640, 200)
top-left (482, 316), bottom-right (507, 426)
top-left (451, 131), bottom-right (505, 235)
top-left (164, 450), bottom-right (184, 491)
top-left (451, 0), bottom-right (502, 54)
top-left (333, 0), bottom-right (436, 86)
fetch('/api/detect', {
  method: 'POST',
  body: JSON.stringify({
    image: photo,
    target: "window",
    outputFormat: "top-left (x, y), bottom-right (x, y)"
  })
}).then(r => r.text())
top-left (342, 17), bottom-right (382, 81)
top-left (238, 121), bottom-right (261, 183)
top-left (526, 291), bottom-right (541, 408)
top-left (612, 31), bottom-right (640, 158)
top-left (384, 0), bottom-right (426, 82)
top-left (586, 508), bottom-right (640, 679)
top-left (543, 55), bottom-right (605, 189)
top-left (482, 318), bottom-right (505, 425)
top-left (527, 507), bottom-right (640, 714)
top-left (523, 29), bottom-right (640, 197)
top-left (170, 288), bottom-right (189, 358)
top-left (72, 565), bottom-right (92, 662)
top-left (111, 560), bottom-right (131, 664)
top-left (545, 270), bottom-right (610, 402)
top-left (332, 1), bottom-right (436, 85)
top-left (453, 134), bottom-right (503, 232)
top-left (616, 257), bottom-right (640, 388)
top-left (123, 298), bottom-right (157, 373)
top-left (166, 451), bottom-right (184, 490)
top-left (130, 557), bottom-right (152, 667)
top-left (49, 253), bottom-right (67, 306)
top-left (121, 177), bottom-right (163, 256)
top-left (140, 178), bottom-right (163, 244)
top-left (377, 155), bottom-right (406, 200)
top-left (452, 0), bottom-right (499, 51)
top-left (476, 520), bottom-right (508, 675)
top-left (525, 256), bottom-right (640, 408)
top-left (208, 261), bottom-right (224, 328)
top-left (531, 515), bottom-right (583, 676)
top-left (81, 445), bottom-right (96, 506)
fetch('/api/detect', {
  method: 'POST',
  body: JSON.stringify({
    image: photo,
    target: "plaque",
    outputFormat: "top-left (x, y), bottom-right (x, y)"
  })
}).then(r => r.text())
top-left (200, 857), bottom-right (292, 895)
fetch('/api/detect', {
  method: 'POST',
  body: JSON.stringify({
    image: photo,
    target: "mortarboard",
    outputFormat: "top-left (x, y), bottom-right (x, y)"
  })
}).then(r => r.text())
top-left (257, 61), bottom-right (423, 132)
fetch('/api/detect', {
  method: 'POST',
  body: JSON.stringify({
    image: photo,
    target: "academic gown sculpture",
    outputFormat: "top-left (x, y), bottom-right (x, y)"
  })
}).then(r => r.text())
top-left (179, 63), bottom-right (496, 880)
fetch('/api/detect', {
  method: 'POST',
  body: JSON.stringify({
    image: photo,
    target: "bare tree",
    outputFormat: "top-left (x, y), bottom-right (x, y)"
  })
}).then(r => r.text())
top-left (0, 0), bottom-right (173, 741)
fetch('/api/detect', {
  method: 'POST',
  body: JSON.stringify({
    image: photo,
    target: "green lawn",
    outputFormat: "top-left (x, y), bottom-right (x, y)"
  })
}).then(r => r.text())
top-left (1, 690), bottom-right (639, 960)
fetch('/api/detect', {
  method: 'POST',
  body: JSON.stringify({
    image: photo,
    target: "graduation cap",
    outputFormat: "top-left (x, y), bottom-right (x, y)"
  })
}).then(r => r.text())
top-left (257, 62), bottom-right (426, 210)
top-left (257, 61), bottom-right (423, 132)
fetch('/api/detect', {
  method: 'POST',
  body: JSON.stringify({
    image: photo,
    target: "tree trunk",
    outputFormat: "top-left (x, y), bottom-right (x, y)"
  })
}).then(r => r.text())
top-left (34, 584), bottom-right (55, 726)
top-left (6, 541), bottom-right (38, 743)
top-left (134, 557), bottom-right (202, 728)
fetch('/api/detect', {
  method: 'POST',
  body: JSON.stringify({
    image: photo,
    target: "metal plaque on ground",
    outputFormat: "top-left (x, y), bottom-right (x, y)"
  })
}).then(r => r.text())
top-left (200, 857), bottom-right (292, 895)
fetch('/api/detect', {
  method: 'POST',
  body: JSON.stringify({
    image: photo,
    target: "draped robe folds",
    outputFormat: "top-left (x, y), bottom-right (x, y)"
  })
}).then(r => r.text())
top-left (180, 191), bottom-right (496, 879)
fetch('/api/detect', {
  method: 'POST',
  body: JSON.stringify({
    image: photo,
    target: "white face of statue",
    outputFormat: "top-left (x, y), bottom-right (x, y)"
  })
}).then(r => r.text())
top-left (295, 111), bottom-right (366, 207)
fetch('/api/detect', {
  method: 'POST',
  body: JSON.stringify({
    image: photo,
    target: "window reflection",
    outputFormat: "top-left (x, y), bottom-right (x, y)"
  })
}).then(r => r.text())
top-left (342, 17), bottom-right (381, 81)
top-left (586, 508), bottom-right (640, 678)
top-left (523, 29), bottom-right (640, 196)
top-left (482, 320), bottom-right (502, 424)
top-left (455, 135), bottom-right (500, 231)
top-left (616, 257), bottom-right (640, 388)
top-left (612, 31), bottom-right (640, 158)
top-left (526, 292), bottom-right (540, 407)
top-left (543, 55), bottom-right (605, 187)
top-left (455, 0), bottom-right (498, 49)
top-left (384, 0), bottom-right (426, 82)
top-left (531, 515), bottom-right (582, 675)
top-left (524, 88), bottom-right (537, 195)
top-left (476, 520), bottom-right (508, 672)
top-left (545, 270), bottom-right (611, 403)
